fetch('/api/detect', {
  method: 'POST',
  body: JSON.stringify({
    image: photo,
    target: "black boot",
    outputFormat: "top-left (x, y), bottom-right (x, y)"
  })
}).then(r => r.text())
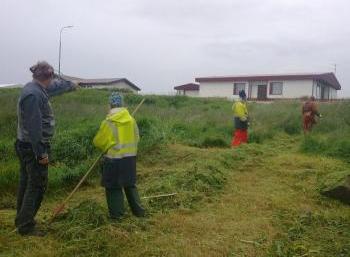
top-left (19, 227), bottom-right (47, 237)
top-left (124, 186), bottom-right (145, 217)
top-left (105, 188), bottom-right (124, 219)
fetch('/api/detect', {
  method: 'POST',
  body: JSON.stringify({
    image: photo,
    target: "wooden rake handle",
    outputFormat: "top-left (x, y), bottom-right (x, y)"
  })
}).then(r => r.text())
top-left (48, 152), bottom-right (103, 224)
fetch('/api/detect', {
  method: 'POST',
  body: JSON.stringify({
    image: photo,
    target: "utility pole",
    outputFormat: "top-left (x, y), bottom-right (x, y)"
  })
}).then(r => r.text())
top-left (334, 63), bottom-right (337, 74)
top-left (58, 25), bottom-right (74, 77)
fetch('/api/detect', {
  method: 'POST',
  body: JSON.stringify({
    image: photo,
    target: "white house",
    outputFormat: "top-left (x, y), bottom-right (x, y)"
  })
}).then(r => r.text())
top-left (175, 73), bottom-right (341, 100)
top-left (61, 75), bottom-right (141, 93)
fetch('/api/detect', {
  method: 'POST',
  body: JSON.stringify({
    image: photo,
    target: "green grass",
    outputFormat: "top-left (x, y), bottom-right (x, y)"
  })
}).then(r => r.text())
top-left (0, 89), bottom-right (349, 257)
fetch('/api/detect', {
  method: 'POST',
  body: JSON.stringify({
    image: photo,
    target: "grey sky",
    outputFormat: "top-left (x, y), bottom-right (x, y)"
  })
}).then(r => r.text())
top-left (0, 0), bottom-right (349, 96)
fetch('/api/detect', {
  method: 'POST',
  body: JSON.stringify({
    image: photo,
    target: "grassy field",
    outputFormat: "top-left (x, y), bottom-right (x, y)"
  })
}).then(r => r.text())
top-left (0, 89), bottom-right (349, 257)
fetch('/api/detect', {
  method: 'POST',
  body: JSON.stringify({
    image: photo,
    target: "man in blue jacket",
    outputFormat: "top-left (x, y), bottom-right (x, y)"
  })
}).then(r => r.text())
top-left (15, 61), bottom-right (77, 236)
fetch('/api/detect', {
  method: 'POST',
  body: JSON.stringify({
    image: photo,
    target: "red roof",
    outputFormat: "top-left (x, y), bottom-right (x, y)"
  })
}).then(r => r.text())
top-left (174, 83), bottom-right (200, 91)
top-left (195, 73), bottom-right (341, 90)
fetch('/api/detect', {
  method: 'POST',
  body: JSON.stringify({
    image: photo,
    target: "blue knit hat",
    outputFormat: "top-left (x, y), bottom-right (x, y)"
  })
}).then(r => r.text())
top-left (239, 90), bottom-right (247, 99)
top-left (109, 92), bottom-right (123, 107)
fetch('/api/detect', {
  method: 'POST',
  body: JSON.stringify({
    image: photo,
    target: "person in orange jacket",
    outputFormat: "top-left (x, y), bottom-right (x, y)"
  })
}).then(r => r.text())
top-left (302, 96), bottom-right (321, 133)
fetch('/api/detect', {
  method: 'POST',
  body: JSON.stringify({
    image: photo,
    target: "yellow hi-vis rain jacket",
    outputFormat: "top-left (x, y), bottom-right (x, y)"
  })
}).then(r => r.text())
top-left (232, 100), bottom-right (248, 121)
top-left (93, 108), bottom-right (139, 159)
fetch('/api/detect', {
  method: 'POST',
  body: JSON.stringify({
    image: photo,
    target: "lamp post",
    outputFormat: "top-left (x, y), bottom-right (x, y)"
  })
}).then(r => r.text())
top-left (58, 25), bottom-right (73, 77)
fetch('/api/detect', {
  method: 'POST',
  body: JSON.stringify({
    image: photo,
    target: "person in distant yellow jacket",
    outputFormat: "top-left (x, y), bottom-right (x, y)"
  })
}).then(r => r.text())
top-left (93, 92), bottom-right (145, 219)
top-left (231, 90), bottom-right (249, 147)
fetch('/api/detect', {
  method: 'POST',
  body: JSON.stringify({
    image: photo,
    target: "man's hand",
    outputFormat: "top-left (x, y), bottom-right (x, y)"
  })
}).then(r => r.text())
top-left (38, 156), bottom-right (49, 165)
top-left (72, 81), bottom-right (80, 89)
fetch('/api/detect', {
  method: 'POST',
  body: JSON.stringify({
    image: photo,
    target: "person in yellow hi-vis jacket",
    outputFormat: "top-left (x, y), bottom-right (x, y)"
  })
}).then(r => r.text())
top-left (93, 92), bottom-right (145, 220)
top-left (231, 90), bottom-right (249, 147)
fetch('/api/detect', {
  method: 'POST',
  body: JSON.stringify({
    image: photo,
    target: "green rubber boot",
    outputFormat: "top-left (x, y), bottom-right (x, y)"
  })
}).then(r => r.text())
top-left (105, 188), bottom-right (124, 219)
top-left (124, 186), bottom-right (145, 217)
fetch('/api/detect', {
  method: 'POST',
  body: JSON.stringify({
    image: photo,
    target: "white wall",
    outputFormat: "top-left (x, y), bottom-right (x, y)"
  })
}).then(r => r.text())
top-left (330, 87), bottom-right (337, 99)
top-left (268, 80), bottom-right (313, 99)
top-left (184, 90), bottom-right (200, 97)
top-left (251, 84), bottom-right (258, 98)
top-left (197, 79), bottom-right (339, 99)
top-left (252, 80), bottom-right (313, 99)
top-left (199, 80), bottom-right (313, 99)
top-left (199, 81), bottom-right (248, 98)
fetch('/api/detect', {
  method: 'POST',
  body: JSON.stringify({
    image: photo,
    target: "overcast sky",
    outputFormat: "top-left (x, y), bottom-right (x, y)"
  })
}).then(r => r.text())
top-left (1, 0), bottom-right (349, 96)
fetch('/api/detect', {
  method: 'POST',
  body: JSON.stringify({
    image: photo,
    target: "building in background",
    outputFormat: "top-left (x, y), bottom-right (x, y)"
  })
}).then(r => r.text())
top-left (61, 75), bottom-right (141, 93)
top-left (0, 83), bottom-right (23, 89)
top-left (174, 83), bottom-right (200, 96)
top-left (176, 73), bottom-right (341, 100)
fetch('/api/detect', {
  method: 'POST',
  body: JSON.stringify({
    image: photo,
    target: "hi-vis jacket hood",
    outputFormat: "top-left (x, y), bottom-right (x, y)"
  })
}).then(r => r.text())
top-left (93, 108), bottom-right (139, 158)
top-left (107, 108), bottom-right (133, 124)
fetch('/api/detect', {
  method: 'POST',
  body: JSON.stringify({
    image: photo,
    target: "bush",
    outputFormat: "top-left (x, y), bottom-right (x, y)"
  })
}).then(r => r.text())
top-left (280, 114), bottom-right (301, 135)
top-left (137, 117), bottom-right (167, 153)
top-left (52, 124), bottom-right (99, 166)
top-left (123, 93), bottom-right (145, 106)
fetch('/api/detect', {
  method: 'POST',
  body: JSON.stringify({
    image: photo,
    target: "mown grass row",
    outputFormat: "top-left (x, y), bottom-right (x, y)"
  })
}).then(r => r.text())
top-left (0, 89), bottom-right (349, 195)
top-left (268, 209), bottom-right (350, 257)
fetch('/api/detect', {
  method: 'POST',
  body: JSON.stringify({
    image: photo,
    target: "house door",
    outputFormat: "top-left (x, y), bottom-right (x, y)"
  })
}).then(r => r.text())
top-left (257, 85), bottom-right (267, 100)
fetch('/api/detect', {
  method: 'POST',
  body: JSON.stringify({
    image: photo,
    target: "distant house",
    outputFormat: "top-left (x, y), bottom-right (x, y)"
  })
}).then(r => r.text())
top-left (175, 73), bottom-right (341, 100)
top-left (0, 84), bottom-right (23, 89)
top-left (61, 75), bottom-right (141, 93)
top-left (174, 83), bottom-right (200, 97)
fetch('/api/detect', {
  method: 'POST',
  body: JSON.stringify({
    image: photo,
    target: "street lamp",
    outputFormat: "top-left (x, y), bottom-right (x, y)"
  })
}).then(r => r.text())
top-left (58, 25), bottom-right (74, 77)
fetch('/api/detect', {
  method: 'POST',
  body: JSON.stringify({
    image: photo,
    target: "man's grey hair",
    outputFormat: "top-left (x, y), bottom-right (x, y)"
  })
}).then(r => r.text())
top-left (30, 61), bottom-right (54, 81)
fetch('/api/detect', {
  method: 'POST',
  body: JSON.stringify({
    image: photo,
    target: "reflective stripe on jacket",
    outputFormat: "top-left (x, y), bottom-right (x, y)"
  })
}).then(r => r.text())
top-left (93, 108), bottom-right (139, 159)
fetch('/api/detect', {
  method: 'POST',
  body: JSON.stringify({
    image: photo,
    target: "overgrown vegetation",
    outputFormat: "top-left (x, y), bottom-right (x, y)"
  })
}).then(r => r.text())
top-left (0, 89), bottom-right (349, 257)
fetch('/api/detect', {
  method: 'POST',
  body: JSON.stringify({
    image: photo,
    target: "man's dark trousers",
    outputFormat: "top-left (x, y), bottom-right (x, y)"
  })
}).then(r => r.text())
top-left (14, 140), bottom-right (48, 234)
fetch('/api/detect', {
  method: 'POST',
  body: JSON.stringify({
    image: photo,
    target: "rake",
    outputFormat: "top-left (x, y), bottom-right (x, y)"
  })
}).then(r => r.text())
top-left (48, 98), bottom-right (146, 224)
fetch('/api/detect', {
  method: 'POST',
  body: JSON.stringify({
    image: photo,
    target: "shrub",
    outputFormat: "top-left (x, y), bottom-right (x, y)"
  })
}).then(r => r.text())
top-left (137, 117), bottom-right (166, 153)
top-left (280, 114), bottom-right (301, 135)
top-left (52, 124), bottom-right (98, 166)
top-left (123, 93), bottom-right (145, 106)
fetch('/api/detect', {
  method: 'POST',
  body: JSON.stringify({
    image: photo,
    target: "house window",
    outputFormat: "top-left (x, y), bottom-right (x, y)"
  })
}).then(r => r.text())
top-left (233, 83), bottom-right (246, 95)
top-left (269, 82), bottom-right (283, 95)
